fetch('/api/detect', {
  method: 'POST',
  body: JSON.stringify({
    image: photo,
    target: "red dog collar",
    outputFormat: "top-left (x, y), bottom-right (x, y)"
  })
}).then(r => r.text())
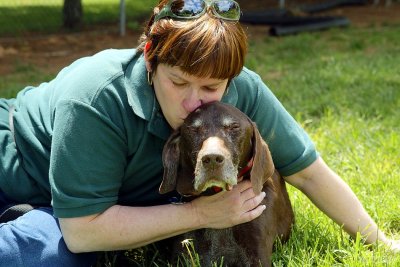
top-left (238, 158), bottom-right (254, 178)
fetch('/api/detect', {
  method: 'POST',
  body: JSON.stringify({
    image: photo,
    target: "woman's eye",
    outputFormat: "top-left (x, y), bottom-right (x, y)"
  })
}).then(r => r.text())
top-left (203, 86), bottom-right (217, 92)
top-left (172, 81), bottom-right (187, 87)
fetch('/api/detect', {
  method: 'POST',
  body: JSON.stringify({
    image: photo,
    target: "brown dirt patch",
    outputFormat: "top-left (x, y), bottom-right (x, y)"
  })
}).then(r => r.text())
top-left (0, 29), bottom-right (143, 76)
top-left (1, 3), bottom-right (399, 76)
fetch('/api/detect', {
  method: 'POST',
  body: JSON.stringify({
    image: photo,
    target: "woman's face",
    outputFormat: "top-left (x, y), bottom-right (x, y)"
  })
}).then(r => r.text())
top-left (152, 64), bottom-right (228, 130)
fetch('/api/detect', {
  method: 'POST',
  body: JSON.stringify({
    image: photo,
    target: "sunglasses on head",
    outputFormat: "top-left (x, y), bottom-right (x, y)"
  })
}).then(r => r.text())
top-left (154, 0), bottom-right (241, 22)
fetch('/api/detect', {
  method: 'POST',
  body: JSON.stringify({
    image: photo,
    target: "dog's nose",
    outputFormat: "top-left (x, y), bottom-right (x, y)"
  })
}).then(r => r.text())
top-left (202, 154), bottom-right (225, 167)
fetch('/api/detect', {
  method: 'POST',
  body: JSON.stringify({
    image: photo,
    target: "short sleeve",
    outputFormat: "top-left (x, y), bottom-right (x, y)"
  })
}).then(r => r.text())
top-left (231, 69), bottom-right (318, 176)
top-left (49, 99), bottom-right (127, 218)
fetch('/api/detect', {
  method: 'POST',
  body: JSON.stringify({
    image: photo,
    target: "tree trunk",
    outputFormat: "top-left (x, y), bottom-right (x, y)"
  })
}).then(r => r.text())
top-left (63, 0), bottom-right (83, 28)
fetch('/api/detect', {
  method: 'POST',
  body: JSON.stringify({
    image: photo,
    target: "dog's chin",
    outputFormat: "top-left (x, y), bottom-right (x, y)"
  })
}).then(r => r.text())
top-left (200, 187), bottom-right (221, 196)
top-left (195, 179), bottom-right (236, 195)
top-left (178, 180), bottom-right (236, 197)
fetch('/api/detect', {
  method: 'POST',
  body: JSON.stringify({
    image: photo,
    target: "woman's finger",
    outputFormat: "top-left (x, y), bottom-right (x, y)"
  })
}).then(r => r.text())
top-left (240, 203), bottom-right (266, 223)
top-left (242, 191), bottom-right (266, 212)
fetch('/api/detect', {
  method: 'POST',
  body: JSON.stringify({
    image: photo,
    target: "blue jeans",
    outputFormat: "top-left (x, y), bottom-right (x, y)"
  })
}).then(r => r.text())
top-left (0, 190), bottom-right (97, 267)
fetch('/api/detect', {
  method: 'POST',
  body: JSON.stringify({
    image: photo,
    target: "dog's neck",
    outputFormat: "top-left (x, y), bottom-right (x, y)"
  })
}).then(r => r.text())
top-left (238, 157), bottom-right (253, 178)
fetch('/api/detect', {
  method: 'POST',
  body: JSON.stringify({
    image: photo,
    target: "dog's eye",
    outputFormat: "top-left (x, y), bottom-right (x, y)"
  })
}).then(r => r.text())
top-left (224, 122), bottom-right (240, 131)
top-left (187, 125), bottom-right (201, 133)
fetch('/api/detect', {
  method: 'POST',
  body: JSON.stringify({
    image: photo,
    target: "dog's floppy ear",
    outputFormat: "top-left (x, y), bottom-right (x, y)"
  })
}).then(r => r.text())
top-left (159, 130), bottom-right (181, 194)
top-left (249, 122), bottom-right (275, 194)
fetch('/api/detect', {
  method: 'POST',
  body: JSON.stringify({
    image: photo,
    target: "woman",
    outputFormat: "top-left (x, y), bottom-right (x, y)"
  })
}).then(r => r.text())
top-left (0, 0), bottom-right (398, 266)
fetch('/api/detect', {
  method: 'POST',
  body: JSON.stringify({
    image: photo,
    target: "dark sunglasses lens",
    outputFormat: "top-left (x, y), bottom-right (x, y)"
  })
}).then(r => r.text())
top-left (171, 0), bottom-right (206, 18)
top-left (213, 0), bottom-right (240, 20)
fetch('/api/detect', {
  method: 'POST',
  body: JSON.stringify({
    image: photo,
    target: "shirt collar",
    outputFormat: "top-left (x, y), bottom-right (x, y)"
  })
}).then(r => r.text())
top-left (222, 80), bottom-right (239, 106)
top-left (125, 52), bottom-right (154, 121)
top-left (125, 53), bottom-right (172, 140)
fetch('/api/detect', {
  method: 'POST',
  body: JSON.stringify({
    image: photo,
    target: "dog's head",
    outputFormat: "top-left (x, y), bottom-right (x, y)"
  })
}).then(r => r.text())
top-left (160, 102), bottom-right (275, 196)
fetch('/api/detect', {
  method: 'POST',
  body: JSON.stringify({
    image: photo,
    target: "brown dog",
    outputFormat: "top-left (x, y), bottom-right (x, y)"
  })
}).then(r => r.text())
top-left (160, 102), bottom-right (294, 267)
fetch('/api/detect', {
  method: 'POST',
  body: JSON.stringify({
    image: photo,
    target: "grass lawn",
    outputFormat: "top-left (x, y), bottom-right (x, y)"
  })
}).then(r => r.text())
top-left (246, 24), bottom-right (400, 267)
top-left (0, 2), bottom-right (399, 266)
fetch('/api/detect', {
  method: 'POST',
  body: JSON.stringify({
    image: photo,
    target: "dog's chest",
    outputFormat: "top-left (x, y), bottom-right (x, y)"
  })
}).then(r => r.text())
top-left (184, 228), bottom-right (252, 267)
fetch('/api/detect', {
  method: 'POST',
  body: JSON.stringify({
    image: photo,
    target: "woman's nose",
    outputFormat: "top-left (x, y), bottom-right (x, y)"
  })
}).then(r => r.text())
top-left (182, 90), bottom-right (202, 113)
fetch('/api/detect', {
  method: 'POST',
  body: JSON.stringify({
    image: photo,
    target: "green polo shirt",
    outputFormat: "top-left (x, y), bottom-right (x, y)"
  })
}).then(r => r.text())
top-left (0, 49), bottom-right (317, 218)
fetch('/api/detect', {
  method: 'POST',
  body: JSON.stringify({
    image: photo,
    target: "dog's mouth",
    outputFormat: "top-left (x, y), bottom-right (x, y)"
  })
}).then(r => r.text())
top-left (201, 187), bottom-right (221, 196)
top-left (200, 186), bottom-right (230, 196)
top-left (179, 180), bottom-right (233, 198)
top-left (196, 179), bottom-right (235, 196)
top-left (191, 157), bottom-right (253, 196)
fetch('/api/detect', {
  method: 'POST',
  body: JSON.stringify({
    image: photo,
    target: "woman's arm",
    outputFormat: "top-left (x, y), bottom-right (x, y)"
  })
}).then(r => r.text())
top-left (59, 180), bottom-right (266, 253)
top-left (284, 157), bottom-right (399, 251)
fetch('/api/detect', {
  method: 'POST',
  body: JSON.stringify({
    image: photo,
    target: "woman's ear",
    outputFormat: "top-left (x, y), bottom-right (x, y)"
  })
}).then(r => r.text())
top-left (144, 41), bottom-right (152, 72)
top-left (145, 60), bottom-right (152, 73)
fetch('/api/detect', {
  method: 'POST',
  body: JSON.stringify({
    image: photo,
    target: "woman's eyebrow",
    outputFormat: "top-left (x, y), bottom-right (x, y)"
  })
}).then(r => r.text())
top-left (169, 71), bottom-right (225, 87)
top-left (169, 72), bottom-right (187, 81)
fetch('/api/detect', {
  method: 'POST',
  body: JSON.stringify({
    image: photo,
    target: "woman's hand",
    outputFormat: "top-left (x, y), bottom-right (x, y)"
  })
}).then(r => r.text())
top-left (190, 180), bottom-right (266, 229)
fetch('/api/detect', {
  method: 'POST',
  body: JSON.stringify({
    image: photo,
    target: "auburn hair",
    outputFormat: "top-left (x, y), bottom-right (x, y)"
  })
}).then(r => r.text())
top-left (137, 0), bottom-right (248, 80)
